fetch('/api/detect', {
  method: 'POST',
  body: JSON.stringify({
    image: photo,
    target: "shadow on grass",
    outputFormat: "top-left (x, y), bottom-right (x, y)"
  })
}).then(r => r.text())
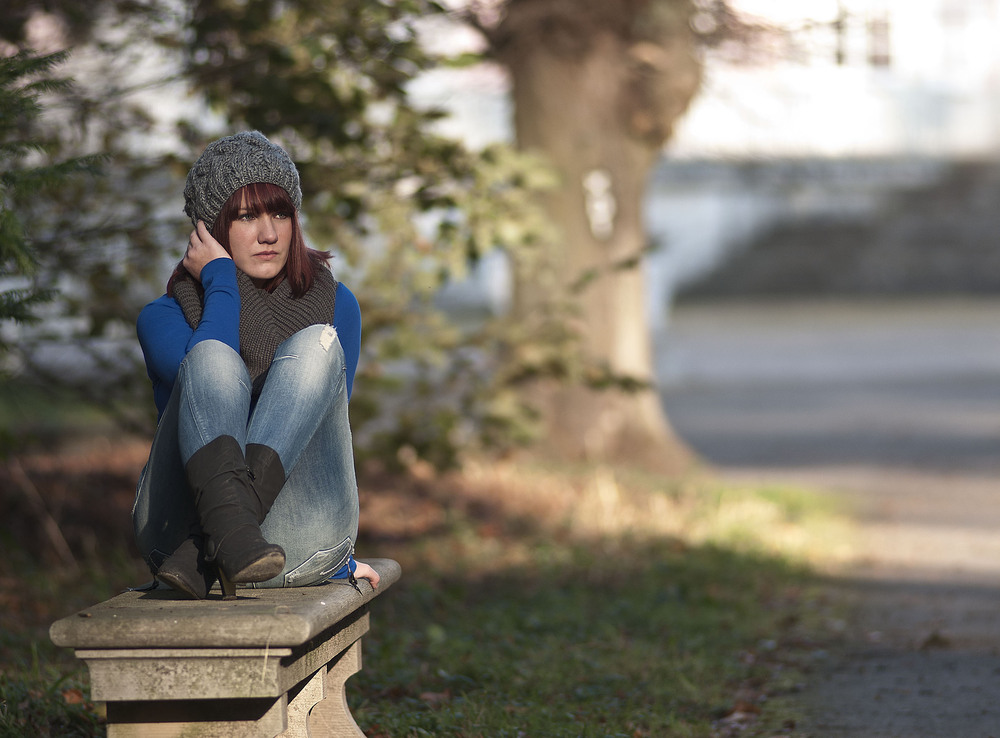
top-left (351, 536), bottom-right (822, 738)
top-left (1, 440), bottom-right (833, 738)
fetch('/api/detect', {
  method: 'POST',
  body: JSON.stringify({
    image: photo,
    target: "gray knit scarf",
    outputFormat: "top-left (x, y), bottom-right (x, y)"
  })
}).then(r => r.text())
top-left (173, 266), bottom-right (338, 397)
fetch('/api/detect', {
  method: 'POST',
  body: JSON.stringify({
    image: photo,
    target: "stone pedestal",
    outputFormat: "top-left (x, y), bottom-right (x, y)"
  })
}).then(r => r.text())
top-left (50, 558), bottom-right (400, 738)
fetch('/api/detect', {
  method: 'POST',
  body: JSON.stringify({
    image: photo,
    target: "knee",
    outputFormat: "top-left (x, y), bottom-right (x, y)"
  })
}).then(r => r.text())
top-left (279, 325), bottom-right (346, 371)
top-left (272, 325), bottom-right (346, 395)
top-left (183, 339), bottom-right (241, 368)
top-left (179, 340), bottom-right (249, 388)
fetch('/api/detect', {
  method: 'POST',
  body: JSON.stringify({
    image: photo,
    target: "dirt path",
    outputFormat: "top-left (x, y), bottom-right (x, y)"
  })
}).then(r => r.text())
top-left (728, 466), bottom-right (1000, 737)
top-left (659, 299), bottom-right (1000, 737)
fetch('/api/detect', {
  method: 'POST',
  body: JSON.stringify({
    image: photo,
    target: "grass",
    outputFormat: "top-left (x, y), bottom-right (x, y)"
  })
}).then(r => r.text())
top-left (353, 544), bottom-right (811, 737)
top-left (0, 549), bottom-right (148, 738)
top-left (0, 432), bottom-right (854, 737)
top-left (349, 459), bottom-right (854, 737)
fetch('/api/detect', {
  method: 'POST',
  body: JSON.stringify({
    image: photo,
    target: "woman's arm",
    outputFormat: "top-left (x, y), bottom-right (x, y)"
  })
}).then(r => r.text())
top-left (332, 283), bottom-right (361, 400)
top-left (137, 258), bottom-right (240, 387)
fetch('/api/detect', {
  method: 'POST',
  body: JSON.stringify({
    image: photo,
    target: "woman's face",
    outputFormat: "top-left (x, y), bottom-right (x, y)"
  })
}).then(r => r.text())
top-left (227, 193), bottom-right (293, 285)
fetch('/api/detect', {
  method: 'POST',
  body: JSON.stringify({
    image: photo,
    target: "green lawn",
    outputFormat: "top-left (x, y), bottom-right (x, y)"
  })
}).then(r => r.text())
top-left (0, 436), bottom-right (851, 737)
top-left (350, 460), bottom-right (852, 737)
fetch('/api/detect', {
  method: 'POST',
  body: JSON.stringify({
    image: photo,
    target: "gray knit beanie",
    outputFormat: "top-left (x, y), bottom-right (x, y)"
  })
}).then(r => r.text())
top-left (183, 131), bottom-right (302, 230)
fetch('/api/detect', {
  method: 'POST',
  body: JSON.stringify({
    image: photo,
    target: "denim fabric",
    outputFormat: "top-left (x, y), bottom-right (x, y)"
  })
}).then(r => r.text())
top-left (132, 325), bottom-right (359, 588)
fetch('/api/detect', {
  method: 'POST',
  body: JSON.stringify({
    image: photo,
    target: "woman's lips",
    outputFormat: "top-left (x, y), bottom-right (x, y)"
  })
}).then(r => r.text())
top-left (255, 251), bottom-right (279, 260)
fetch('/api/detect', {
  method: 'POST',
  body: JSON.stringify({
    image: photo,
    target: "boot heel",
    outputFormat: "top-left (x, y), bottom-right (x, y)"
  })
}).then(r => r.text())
top-left (218, 568), bottom-right (237, 600)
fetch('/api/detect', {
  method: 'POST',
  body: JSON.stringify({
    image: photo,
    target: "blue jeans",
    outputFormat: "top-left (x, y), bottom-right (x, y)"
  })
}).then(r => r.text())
top-left (132, 324), bottom-right (359, 588)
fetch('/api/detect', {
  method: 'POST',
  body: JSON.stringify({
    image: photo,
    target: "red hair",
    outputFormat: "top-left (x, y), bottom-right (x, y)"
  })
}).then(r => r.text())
top-left (168, 182), bottom-right (331, 298)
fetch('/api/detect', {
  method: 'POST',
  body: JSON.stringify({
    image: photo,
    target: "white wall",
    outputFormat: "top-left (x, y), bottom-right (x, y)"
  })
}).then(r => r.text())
top-left (671, 0), bottom-right (1000, 158)
top-left (414, 1), bottom-right (1000, 317)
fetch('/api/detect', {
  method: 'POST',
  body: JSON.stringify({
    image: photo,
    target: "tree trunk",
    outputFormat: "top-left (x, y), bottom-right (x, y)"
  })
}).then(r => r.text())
top-left (494, 0), bottom-right (702, 470)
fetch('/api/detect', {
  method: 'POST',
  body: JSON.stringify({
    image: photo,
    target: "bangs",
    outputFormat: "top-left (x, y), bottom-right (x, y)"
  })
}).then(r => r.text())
top-left (230, 182), bottom-right (295, 218)
top-left (234, 182), bottom-right (295, 218)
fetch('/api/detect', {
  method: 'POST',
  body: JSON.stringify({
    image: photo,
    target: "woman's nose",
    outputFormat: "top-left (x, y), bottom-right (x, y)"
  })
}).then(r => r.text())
top-left (258, 216), bottom-right (278, 243)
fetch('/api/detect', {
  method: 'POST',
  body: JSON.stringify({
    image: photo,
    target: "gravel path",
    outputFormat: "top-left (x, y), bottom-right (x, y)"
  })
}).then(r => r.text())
top-left (659, 298), bottom-right (1000, 738)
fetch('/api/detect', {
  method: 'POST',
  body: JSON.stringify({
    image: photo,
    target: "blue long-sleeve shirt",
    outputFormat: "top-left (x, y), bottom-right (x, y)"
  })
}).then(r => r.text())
top-left (137, 258), bottom-right (361, 418)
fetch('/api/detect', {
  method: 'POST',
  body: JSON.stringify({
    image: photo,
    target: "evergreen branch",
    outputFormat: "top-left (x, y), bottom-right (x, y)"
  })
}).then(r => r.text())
top-left (0, 286), bottom-right (56, 323)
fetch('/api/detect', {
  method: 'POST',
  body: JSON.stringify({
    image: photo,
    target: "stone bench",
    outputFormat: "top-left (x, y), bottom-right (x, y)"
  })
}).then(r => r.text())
top-left (50, 558), bottom-right (401, 738)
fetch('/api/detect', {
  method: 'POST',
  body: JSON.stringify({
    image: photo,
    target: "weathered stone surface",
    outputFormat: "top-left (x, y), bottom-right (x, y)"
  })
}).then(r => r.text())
top-left (49, 559), bottom-right (399, 737)
top-left (50, 558), bottom-right (400, 649)
top-left (106, 696), bottom-right (287, 738)
top-left (308, 642), bottom-right (365, 738)
top-left (77, 611), bottom-right (368, 701)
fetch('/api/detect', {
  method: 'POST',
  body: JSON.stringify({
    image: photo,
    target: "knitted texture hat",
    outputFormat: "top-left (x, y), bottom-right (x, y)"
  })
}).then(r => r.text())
top-left (183, 131), bottom-right (302, 229)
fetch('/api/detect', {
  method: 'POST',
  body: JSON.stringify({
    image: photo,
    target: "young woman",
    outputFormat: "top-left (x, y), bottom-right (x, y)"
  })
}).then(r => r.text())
top-left (133, 130), bottom-right (379, 598)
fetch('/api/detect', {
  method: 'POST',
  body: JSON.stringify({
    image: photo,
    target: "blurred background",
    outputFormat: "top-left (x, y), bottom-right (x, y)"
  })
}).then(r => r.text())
top-left (419, 0), bottom-right (1000, 476)
top-left (661, 0), bottom-right (1000, 478)
top-left (4, 0), bottom-right (999, 472)
top-left (3, 1), bottom-right (1000, 734)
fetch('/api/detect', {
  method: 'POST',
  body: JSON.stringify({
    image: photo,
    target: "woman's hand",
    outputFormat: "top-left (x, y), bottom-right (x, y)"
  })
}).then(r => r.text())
top-left (183, 221), bottom-right (231, 282)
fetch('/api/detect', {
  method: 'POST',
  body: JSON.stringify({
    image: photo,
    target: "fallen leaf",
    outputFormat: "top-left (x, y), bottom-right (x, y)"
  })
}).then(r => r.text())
top-left (721, 710), bottom-right (758, 725)
top-left (419, 690), bottom-right (450, 708)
